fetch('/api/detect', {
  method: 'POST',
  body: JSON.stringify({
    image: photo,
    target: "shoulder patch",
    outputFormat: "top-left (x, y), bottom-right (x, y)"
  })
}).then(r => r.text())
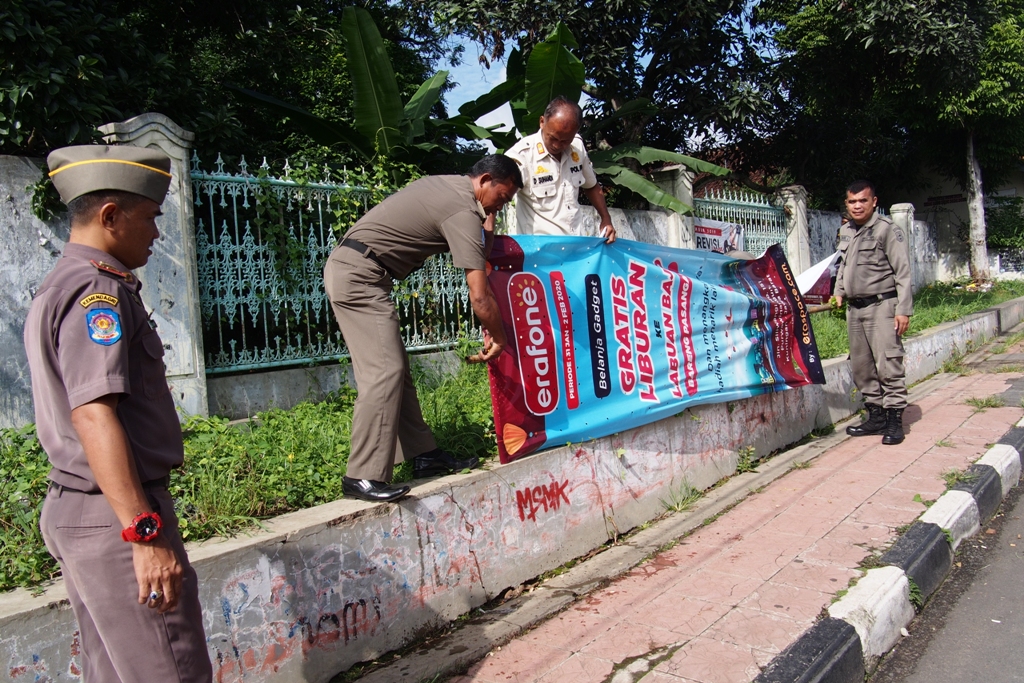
top-left (86, 309), bottom-right (122, 345)
top-left (571, 151), bottom-right (580, 163)
top-left (90, 259), bottom-right (134, 283)
top-left (894, 228), bottom-right (905, 242)
top-left (80, 293), bottom-right (119, 308)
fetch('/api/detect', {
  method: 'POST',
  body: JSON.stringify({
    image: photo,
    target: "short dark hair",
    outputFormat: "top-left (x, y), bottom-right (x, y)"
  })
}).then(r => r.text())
top-left (469, 155), bottom-right (524, 189)
top-left (846, 179), bottom-right (876, 197)
top-left (67, 190), bottom-right (147, 226)
top-left (543, 96), bottom-right (583, 128)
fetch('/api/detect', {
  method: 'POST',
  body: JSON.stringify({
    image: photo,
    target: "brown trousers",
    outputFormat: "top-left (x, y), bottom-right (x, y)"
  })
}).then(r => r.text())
top-left (40, 485), bottom-right (212, 683)
top-left (324, 247), bottom-right (436, 482)
top-left (847, 297), bottom-right (908, 409)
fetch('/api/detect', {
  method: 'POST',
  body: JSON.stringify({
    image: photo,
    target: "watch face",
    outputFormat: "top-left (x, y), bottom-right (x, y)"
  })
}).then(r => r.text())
top-left (137, 516), bottom-right (159, 539)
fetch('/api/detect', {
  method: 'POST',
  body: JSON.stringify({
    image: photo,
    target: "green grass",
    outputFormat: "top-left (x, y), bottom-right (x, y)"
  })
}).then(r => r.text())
top-left (964, 395), bottom-right (1006, 411)
top-left (662, 480), bottom-right (704, 513)
top-left (0, 349), bottom-right (498, 593)
top-left (991, 330), bottom-right (1024, 354)
top-left (813, 279), bottom-right (1024, 359)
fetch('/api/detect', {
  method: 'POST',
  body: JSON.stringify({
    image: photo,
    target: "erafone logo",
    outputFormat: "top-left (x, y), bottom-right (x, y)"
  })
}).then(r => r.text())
top-left (509, 273), bottom-right (560, 415)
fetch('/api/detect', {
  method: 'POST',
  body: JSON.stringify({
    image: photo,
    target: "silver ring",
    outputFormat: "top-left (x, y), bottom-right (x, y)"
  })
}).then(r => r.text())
top-left (149, 590), bottom-right (162, 601)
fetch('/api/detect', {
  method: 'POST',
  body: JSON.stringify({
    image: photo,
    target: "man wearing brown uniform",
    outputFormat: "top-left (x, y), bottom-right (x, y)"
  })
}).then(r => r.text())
top-left (834, 180), bottom-right (913, 445)
top-left (24, 146), bottom-right (212, 682)
top-left (324, 155), bottom-right (522, 502)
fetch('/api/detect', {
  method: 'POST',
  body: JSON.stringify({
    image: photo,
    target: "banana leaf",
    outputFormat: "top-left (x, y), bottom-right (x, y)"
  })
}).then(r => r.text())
top-left (457, 77), bottom-right (524, 121)
top-left (590, 160), bottom-right (694, 215)
top-left (225, 85), bottom-right (372, 160)
top-left (342, 7), bottom-right (403, 156)
top-left (524, 22), bottom-right (585, 130)
top-left (591, 144), bottom-right (730, 177)
top-left (403, 71), bottom-right (449, 141)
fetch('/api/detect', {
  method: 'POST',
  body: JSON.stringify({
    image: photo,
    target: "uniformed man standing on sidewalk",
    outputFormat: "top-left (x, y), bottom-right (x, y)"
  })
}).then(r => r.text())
top-left (506, 96), bottom-right (617, 243)
top-left (324, 155), bottom-right (522, 503)
top-left (833, 179), bottom-right (913, 445)
top-left (24, 146), bottom-right (212, 682)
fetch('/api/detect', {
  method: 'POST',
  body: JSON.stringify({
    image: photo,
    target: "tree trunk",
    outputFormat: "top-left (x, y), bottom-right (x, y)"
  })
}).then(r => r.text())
top-left (966, 129), bottom-right (990, 281)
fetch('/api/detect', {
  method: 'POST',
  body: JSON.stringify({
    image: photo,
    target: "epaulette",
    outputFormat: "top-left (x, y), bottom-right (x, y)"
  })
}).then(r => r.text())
top-left (90, 260), bottom-right (135, 284)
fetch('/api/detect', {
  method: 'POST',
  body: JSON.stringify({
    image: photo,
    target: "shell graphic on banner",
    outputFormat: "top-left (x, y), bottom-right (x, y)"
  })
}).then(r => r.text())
top-left (486, 236), bottom-right (825, 463)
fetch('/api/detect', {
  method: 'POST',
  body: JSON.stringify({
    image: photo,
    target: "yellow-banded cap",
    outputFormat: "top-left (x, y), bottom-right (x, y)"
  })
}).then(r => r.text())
top-left (46, 145), bottom-right (173, 205)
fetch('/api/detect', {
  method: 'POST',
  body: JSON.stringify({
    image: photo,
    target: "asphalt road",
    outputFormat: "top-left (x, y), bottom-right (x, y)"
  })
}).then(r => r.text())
top-left (871, 481), bottom-right (1024, 682)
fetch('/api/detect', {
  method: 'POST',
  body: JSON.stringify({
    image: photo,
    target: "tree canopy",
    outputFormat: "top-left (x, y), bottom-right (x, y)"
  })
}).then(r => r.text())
top-left (1, 0), bottom-right (450, 163)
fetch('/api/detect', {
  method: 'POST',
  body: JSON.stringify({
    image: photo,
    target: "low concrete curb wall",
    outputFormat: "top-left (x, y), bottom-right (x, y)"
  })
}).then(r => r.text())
top-left (756, 418), bottom-right (1024, 681)
top-left (3, 299), bottom-right (1023, 683)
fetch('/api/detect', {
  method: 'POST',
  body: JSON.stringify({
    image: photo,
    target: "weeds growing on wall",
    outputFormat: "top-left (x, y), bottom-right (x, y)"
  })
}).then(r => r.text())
top-left (811, 279), bottom-right (1024, 359)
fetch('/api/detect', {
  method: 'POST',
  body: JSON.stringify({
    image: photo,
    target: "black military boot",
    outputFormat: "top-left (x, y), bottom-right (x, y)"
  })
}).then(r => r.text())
top-left (846, 403), bottom-right (887, 436)
top-left (882, 408), bottom-right (905, 445)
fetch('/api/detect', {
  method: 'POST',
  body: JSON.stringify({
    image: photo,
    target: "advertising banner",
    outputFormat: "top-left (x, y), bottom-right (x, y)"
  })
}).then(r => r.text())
top-left (693, 217), bottom-right (745, 254)
top-left (486, 236), bottom-right (825, 463)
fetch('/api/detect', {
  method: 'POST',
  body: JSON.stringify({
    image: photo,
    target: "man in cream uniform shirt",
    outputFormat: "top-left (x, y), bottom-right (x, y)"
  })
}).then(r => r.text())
top-left (506, 96), bottom-right (616, 242)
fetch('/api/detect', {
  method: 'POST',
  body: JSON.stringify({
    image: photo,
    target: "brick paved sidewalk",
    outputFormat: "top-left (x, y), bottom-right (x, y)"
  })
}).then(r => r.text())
top-left (451, 372), bottom-right (1024, 683)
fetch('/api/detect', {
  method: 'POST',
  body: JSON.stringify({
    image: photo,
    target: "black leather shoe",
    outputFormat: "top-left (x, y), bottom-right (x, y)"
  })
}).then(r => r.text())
top-left (342, 477), bottom-right (410, 502)
top-left (414, 449), bottom-right (480, 478)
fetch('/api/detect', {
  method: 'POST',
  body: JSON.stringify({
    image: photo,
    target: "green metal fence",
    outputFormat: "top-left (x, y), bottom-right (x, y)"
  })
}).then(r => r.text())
top-left (191, 154), bottom-right (476, 375)
top-left (694, 188), bottom-right (788, 257)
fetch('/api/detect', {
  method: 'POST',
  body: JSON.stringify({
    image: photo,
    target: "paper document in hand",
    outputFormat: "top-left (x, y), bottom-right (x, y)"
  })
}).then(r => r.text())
top-left (796, 252), bottom-right (839, 305)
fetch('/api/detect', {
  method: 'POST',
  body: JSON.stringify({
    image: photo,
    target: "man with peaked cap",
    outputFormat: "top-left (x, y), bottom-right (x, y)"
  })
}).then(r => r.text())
top-left (24, 145), bottom-right (212, 682)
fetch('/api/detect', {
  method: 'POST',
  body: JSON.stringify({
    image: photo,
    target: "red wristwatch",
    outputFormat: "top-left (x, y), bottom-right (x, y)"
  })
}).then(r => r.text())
top-left (121, 512), bottom-right (162, 543)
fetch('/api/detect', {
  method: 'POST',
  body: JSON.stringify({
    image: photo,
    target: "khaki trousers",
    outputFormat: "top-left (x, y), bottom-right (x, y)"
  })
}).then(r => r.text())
top-left (39, 486), bottom-right (212, 683)
top-left (324, 247), bottom-right (436, 482)
top-left (847, 297), bottom-right (907, 409)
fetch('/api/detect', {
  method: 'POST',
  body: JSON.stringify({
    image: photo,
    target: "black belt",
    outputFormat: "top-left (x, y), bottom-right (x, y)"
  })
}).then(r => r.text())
top-left (340, 238), bottom-right (397, 279)
top-left (847, 290), bottom-right (898, 309)
top-left (49, 475), bottom-right (170, 495)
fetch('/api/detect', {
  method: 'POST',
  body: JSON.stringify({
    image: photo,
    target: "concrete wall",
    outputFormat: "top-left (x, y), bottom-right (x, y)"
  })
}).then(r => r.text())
top-left (808, 209), bottom-right (842, 265)
top-left (208, 350), bottom-right (462, 420)
top-left (4, 299), bottom-right (1022, 683)
top-left (0, 156), bottom-right (69, 429)
top-left (1, 114), bottom-right (208, 428)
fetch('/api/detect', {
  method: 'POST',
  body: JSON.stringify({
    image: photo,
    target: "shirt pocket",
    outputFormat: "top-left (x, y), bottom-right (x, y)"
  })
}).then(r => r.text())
top-left (856, 239), bottom-right (883, 265)
top-left (141, 331), bottom-right (170, 399)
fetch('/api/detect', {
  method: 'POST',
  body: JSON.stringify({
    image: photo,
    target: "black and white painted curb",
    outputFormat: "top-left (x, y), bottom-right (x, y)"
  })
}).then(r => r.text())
top-left (754, 421), bottom-right (1024, 683)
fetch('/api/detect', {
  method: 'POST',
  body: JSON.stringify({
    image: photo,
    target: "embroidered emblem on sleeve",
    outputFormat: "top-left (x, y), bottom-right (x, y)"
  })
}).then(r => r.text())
top-left (86, 309), bottom-right (122, 345)
top-left (79, 293), bottom-right (119, 308)
top-left (571, 151), bottom-right (580, 163)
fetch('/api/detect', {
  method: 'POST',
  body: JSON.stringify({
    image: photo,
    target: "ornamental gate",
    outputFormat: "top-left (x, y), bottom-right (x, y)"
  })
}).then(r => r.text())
top-left (694, 187), bottom-right (788, 258)
top-left (190, 154), bottom-right (476, 375)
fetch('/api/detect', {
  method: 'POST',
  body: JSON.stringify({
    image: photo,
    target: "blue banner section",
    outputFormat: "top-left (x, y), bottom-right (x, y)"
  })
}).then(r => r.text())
top-left (486, 236), bottom-right (824, 463)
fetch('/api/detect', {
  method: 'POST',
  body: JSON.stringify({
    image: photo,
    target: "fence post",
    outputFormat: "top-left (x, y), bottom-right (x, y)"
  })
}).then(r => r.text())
top-left (98, 113), bottom-right (208, 418)
top-left (779, 185), bottom-right (812, 273)
top-left (889, 203), bottom-right (918, 291)
top-left (648, 164), bottom-right (696, 249)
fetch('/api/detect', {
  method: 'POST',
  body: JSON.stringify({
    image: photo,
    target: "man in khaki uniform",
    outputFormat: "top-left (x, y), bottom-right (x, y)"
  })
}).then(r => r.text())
top-left (506, 97), bottom-right (616, 242)
top-left (834, 179), bottom-right (913, 445)
top-left (324, 155), bottom-right (522, 502)
top-left (24, 146), bottom-right (212, 682)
